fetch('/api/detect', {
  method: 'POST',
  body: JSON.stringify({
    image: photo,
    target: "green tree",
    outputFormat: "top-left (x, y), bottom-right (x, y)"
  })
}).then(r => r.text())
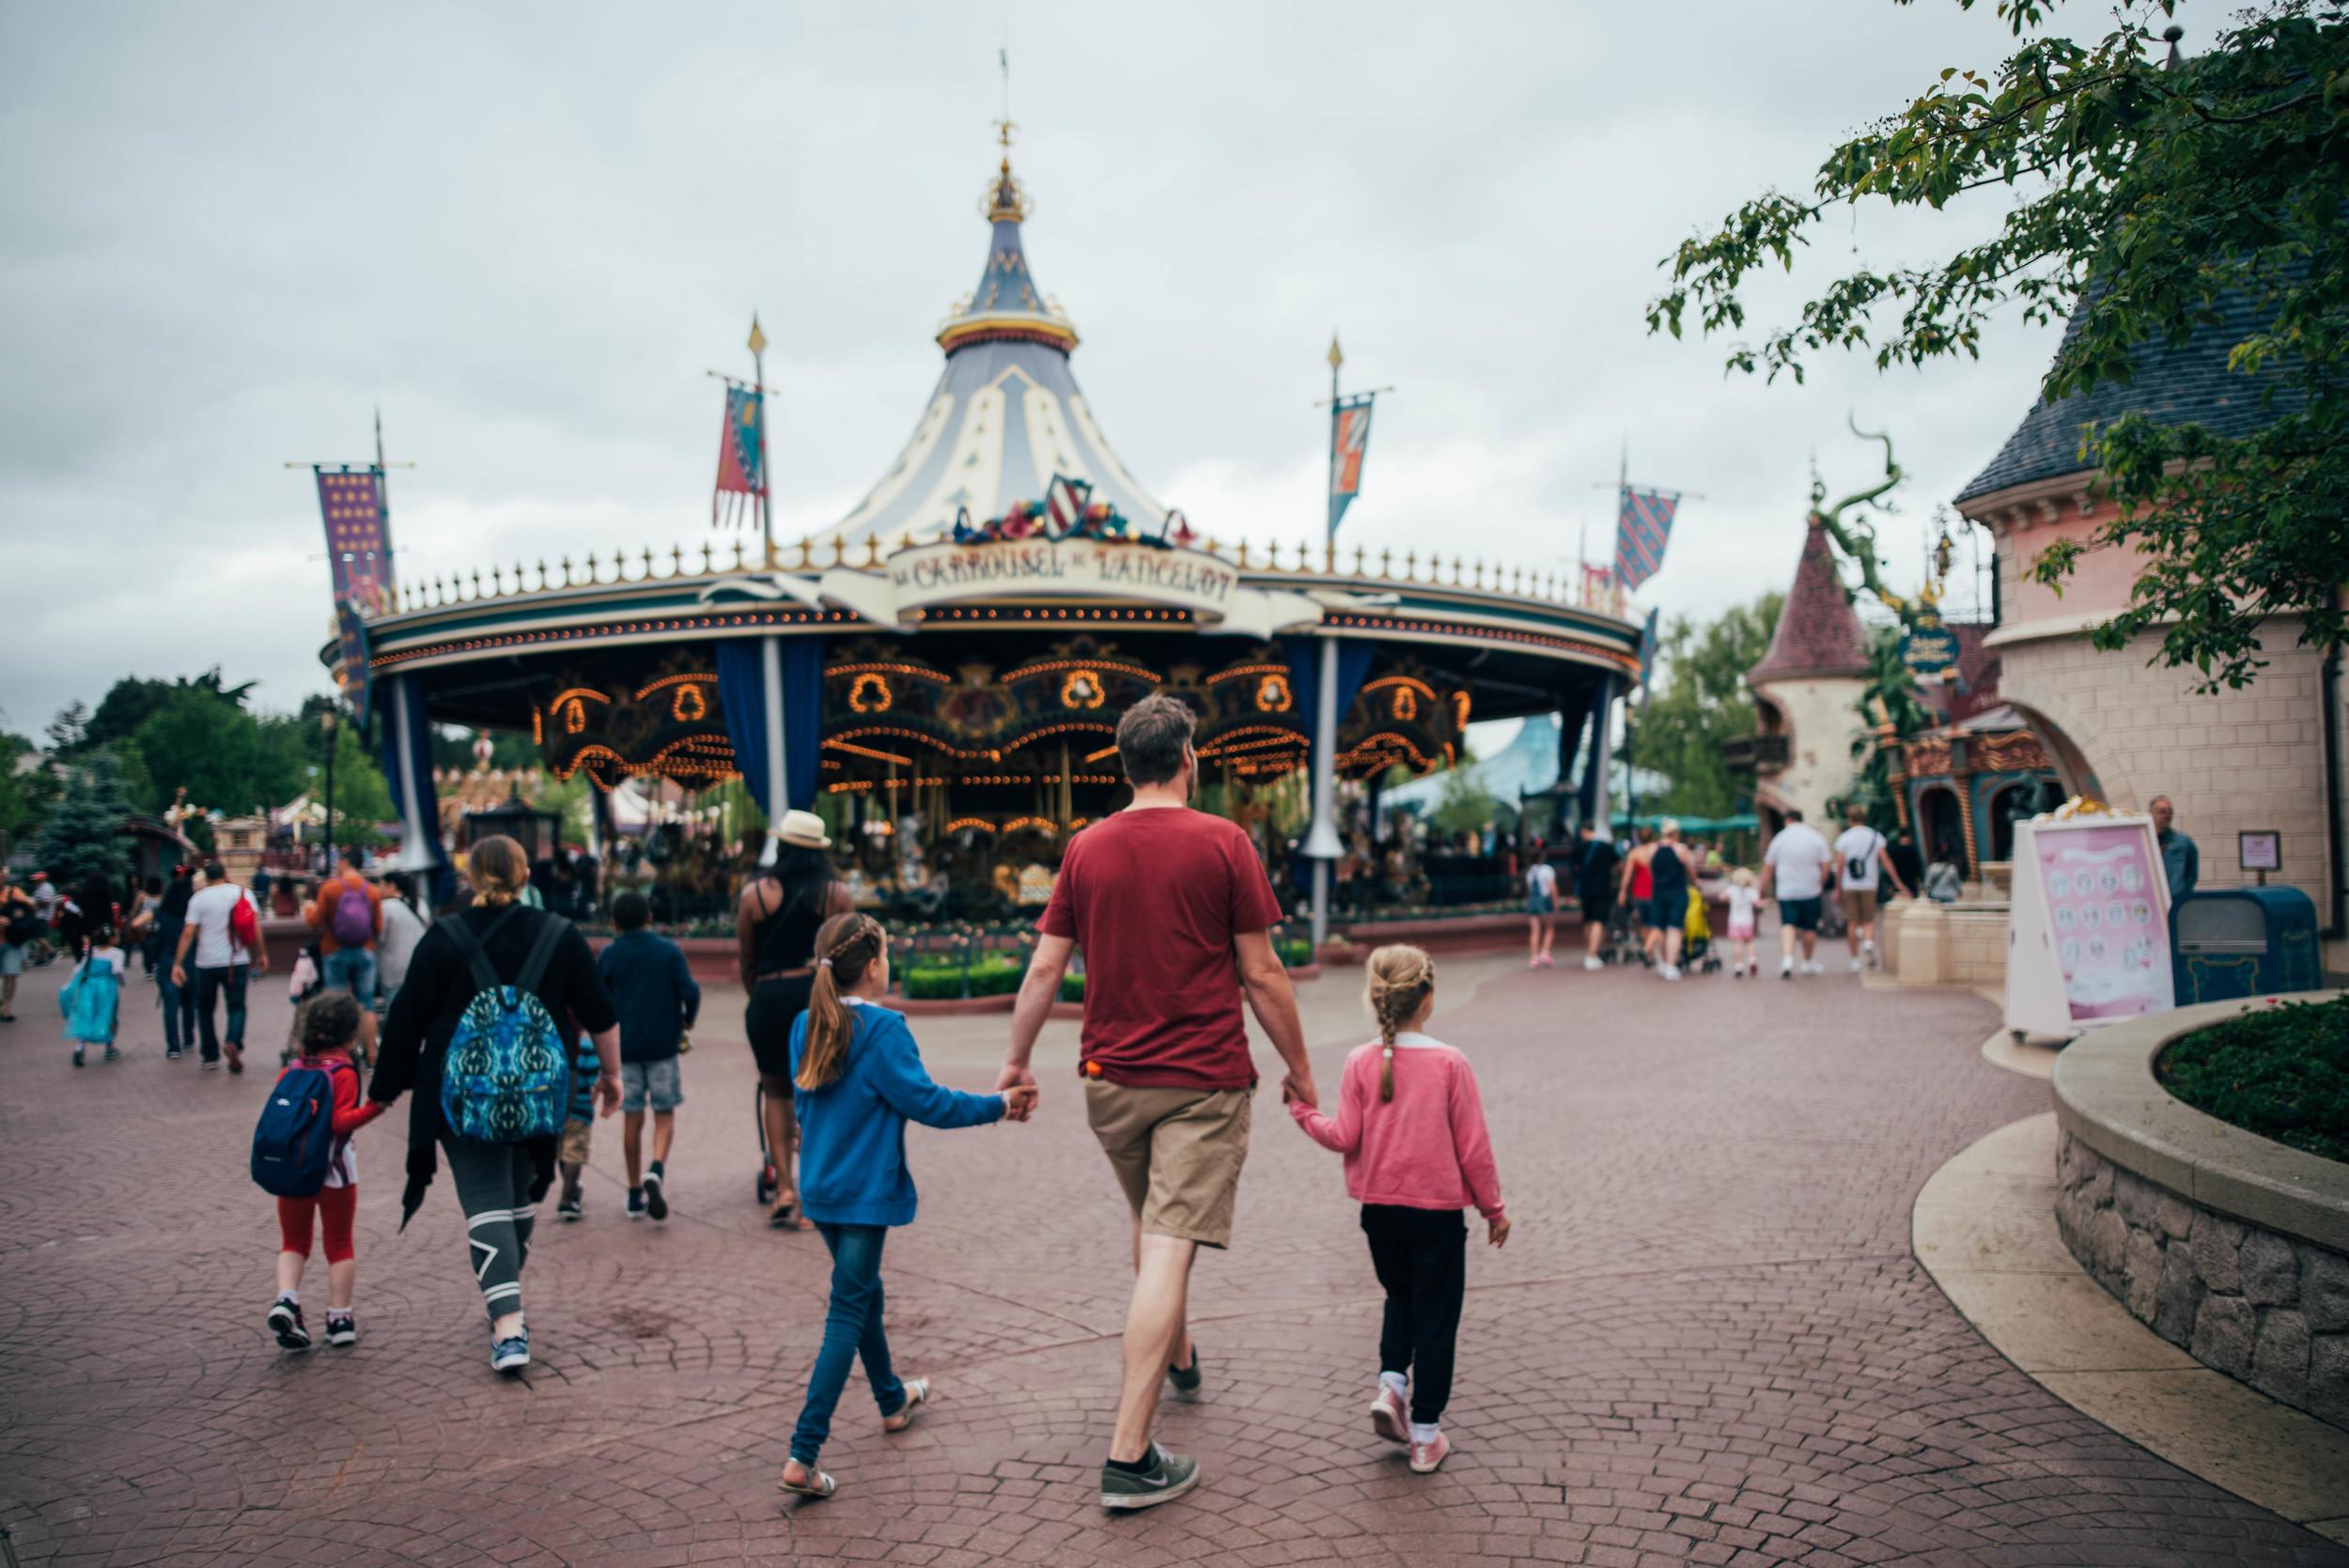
top-left (133, 688), bottom-right (302, 815)
top-left (1842, 626), bottom-right (1940, 831)
top-left (1431, 743), bottom-right (1502, 836)
top-left (1649, 1), bottom-right (2347, 690)
top-left (306, 718), bottom-right (396, 843)
top-left (1629, 594), bottom-right (1784, 818)
top-left (33, 751), bottom-right (134, 891)
top-left (78, 669), bottom-right (258, 755)
top-left (0, 732), bottom-right (58, 863)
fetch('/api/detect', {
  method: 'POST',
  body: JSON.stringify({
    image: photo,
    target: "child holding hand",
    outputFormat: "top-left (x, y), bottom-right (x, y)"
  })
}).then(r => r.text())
top-left (1287, 944), bottom-right (1506, 1474)
top-left (1724, 867), bottom-right (1764, 977)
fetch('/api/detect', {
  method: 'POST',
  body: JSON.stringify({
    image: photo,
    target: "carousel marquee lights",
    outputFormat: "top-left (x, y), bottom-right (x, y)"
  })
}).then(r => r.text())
top-left (631, 673), bottom-right (717, 701)
top-left (827, 660), bottom-right (953, 686)
top-left (847, 673), bottom-right (894, 713)
top-left (1253, 675), bottom-right (1293, 712)
top-left (1060, 669), bottom-right (1106, 708)
top-left (824, 739), bottom-right (916, 766)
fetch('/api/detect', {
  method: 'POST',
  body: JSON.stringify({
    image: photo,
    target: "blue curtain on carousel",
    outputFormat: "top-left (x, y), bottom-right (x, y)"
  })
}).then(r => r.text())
top-left (375, 670), bottom-right (452, 897)
top-left (717, 635), bottom-right (825, 815)
top-left (1279, 635), bottom-right (1375, 759)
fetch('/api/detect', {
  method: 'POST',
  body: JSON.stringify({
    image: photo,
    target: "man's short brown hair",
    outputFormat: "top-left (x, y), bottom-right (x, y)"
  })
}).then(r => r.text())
top-left (1115, 693), bottom-right (1196, 786)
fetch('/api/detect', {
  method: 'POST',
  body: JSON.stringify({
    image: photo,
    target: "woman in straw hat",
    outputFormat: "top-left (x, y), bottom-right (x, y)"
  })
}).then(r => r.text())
top-left (737, 809), bottom-right (854, 1229)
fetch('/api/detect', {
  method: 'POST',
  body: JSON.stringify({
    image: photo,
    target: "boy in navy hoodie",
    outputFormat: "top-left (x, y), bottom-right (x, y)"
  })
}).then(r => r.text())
top-left (596, 892), bottom-right (700, 1220)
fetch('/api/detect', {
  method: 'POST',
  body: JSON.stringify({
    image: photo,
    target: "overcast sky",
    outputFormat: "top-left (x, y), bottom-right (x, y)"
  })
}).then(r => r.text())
top-left (0, 1), bottom-right (2208, 739)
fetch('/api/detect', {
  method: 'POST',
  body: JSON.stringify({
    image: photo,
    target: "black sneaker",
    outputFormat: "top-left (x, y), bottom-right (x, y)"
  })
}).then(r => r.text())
top-left (1167, 1343), bottom-right (1203, 1402)
top-left (556, 1195), bottom-right (583, 1222)
top-left (166, 1048), bottom-right (181, 1060)
top-left (268, 1299), bottom-right (311, 1349)
top-left (1099, 1442), bottom-right (1199, 1510)
top-left (627, 1188), bottom-right (646, 1220)
top-left (643, 1170), bottom-right (668, 1221)
top-left (71, 1048), bottom-right (85, 1067)
top-left (325, 1313), bottom-right (357, 1347)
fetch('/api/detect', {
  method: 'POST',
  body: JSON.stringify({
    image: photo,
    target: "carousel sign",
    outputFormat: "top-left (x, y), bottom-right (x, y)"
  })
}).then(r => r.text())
top-left (794, 538), bottom-right (1319, 637)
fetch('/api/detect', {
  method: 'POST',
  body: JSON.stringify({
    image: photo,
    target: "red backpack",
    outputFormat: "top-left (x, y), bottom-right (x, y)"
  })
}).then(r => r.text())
top-left (229, 888), bottom-right (260, 952)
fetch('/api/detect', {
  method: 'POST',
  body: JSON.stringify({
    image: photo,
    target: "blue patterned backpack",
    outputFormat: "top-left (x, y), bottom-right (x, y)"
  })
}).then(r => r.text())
top-left (438, 908), bottom-right (571, 1142)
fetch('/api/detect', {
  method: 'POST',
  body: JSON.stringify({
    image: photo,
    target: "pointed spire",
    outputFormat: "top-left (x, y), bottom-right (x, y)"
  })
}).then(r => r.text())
top-left (1750, 514), bottom-right (1871, 684)
top-left (937, 137), bottom-right (1077, 355)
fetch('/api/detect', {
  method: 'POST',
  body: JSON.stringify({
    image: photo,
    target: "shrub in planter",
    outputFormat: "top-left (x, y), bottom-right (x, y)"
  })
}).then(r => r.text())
top-left (899, 954), bottom-right (1026, 1001)
top-left (2157, 994), bottom-right (2349, 1162)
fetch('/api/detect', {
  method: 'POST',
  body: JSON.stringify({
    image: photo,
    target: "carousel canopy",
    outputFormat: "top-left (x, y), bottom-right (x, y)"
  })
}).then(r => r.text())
top-left (810, 154), bottom-right (1168, 550)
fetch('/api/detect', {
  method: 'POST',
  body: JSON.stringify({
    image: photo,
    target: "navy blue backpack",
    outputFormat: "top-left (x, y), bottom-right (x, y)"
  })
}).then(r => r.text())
top-left (252, 1061), bottom-right (349, 1198)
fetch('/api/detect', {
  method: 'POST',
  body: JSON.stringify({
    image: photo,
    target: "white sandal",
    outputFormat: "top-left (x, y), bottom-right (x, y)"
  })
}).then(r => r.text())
top-left (777, 1464), bottom-right (835, 1498)
top-left (882, 1377), bottom-right (931, 1433)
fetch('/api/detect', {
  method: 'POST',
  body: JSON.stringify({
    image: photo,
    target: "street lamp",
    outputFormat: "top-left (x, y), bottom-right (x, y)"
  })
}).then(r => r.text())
top-left (320, 707), bottom-right (338, 869)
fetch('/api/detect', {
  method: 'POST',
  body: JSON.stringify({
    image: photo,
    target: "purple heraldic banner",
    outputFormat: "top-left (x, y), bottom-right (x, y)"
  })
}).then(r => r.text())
top-left (317, 468), bottom-right (394, 614)
top-left (334, 599), bottom-right (372, 726)
top-left (1613, 487), bottom-right (1680, 592)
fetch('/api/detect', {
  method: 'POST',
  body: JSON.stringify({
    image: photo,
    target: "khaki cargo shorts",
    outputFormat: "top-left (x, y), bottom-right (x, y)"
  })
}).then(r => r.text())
top-left (1084, 1080), bottom-right (1252, 1250)
top-left (558, 1116), bottom-right (593, 1166)
top-left (1839, 887), bottom-right (1879, 925)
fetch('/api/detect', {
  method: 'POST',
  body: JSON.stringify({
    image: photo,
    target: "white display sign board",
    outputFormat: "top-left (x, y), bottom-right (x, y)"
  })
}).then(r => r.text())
top-left (2005, 810), bottom-right (2175, 1039)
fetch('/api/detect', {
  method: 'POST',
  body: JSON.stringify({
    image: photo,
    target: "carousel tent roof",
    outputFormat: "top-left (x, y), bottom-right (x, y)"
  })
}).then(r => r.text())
top-left (810, 155), bottom-right (1169, 549)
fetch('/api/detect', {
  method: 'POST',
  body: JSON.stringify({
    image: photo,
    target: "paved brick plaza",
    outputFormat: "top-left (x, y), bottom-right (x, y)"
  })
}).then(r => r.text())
top-left (4, 952), bottom-right (2342, 1567)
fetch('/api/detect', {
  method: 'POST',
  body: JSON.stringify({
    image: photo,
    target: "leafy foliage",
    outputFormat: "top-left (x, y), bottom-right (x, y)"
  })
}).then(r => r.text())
top-left (0, 732), bottom-right (59, 862)
top-left (1843, 625), bottom-right (1941, 831)
top-left (1650, 1), bottom-right (2348, 690)
top-left (33, 751), bottom-right (135, 890)
top-left (2158, 994), bottom-right (2349, 1162)
top-left (1629, 594), bottom-right (1783, 818)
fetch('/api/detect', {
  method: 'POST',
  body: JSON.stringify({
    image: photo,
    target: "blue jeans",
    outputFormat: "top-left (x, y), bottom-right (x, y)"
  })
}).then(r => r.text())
top-left (157, 967), bottom-right (197, 1052)
top-left (321, 946), bottom-right (378, 1009)
top-left (789, 1222), bottom-right (906, 1466)
top-left (194, 964), bottom-right (248, 1061)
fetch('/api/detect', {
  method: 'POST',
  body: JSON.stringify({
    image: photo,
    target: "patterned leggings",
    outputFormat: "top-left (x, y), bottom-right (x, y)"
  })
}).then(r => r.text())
top-left (440, 1138), bottom-right (536, 1319)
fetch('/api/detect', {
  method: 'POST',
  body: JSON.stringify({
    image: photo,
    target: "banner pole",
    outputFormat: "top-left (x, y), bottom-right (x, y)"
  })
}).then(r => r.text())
top-left (760, 635), bottom-right (786, 866)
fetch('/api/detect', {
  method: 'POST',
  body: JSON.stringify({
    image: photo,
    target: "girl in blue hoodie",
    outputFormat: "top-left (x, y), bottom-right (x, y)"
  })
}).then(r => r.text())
top-left (777, 912), bottom-right (1036, 1500)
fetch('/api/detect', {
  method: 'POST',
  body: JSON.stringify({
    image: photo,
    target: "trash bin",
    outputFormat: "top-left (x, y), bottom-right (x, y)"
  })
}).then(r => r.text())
top-left (2170, 887), bottom-right (2321, 1003)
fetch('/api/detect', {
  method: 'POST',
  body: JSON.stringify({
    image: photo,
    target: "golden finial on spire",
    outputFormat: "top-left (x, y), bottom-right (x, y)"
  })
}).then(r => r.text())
top-left (746, 314), bottom-right (768, 356)
top-left (1328, 334), bottom-right (1345, 370)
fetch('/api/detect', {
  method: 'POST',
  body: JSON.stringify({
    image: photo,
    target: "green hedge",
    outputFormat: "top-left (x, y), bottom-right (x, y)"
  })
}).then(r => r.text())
top-left (2157, 995), bottom-right (2349, 1163)
top-left (898, 954), bottom-right (1026, 1001)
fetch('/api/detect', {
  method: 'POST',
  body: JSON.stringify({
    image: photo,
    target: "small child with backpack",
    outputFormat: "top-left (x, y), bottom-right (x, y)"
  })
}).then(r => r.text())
top-left (1284, 944), bottom-right (1507, 1475)
top-left (255, 992), bottom-right (385, 1348)
top-left (59, 923), bottom-right (127, 1066)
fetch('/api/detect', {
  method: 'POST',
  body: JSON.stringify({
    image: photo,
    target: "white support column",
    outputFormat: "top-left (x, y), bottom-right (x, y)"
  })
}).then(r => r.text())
top-left (391, 675), bottom-right (435, 872)
top-left (1304, 634), bottom-right (1344, 950)
top-left (760, 635), bottom-right (786, 866)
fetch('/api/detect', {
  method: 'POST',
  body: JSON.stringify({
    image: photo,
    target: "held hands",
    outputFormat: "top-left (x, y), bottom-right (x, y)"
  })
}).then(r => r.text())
top-left (1001, 1085), bottom-right (1039, 1121)
top-left (1281, 1067), bottom-right (1318, 1110)
top-left (1486, 1216), bottom-right (1512, 1250)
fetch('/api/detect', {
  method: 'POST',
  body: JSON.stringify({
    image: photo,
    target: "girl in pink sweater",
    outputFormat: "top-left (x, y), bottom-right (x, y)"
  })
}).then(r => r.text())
top-left (1287, 944), bottom-right (1508, 1474)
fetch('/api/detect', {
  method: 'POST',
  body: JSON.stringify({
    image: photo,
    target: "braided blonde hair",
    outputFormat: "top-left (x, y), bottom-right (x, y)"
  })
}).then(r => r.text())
top-left (798, 912), bottom-right (886, 1089)
top-left (1363, 943), bottom-right (1436, 1103)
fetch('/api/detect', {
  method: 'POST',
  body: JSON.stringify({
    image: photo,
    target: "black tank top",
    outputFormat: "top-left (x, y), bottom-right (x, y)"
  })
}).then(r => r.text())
top-left (751, 875), bottom-right (829, 978)
top-left (1649, 845), bottom-right (1690, 908)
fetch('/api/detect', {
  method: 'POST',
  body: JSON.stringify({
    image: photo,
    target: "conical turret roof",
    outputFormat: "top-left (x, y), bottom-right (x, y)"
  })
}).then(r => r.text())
top-left (812, 154), bottom-right (1168, 550)
top-left (1750, 517), bottom-right (1870, 684)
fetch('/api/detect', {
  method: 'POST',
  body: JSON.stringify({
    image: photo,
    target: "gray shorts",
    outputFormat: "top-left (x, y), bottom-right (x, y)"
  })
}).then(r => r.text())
top-left (621, 1057), bottom-right (683, 1114)
top-left (0, 943), bottom-right (22, 978)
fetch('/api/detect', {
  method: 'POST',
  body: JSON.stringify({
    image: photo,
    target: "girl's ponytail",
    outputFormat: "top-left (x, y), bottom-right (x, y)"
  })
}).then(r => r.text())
top-left (1362, 943), bottom-right (1435, 1103)
top-left (798, 912), bottom-right (885, 1090)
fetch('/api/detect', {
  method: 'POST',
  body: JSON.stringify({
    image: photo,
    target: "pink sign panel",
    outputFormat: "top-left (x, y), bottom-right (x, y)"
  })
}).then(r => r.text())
top-left (2035, 825), bottom-right (2171, 1020)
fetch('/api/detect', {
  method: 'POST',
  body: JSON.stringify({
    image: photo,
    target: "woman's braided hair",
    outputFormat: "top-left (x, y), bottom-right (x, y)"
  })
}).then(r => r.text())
top-left (797, 912), bottom-right (887, 1090)
top-left (1363, 943), bottom-right (1436, 1103)
top-left (301, 990), bottom-right (363, 1058)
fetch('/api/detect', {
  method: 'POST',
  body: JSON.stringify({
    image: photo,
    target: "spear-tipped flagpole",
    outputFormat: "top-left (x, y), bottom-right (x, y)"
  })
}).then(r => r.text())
top-left (749, 315), bottom-right (773, 567)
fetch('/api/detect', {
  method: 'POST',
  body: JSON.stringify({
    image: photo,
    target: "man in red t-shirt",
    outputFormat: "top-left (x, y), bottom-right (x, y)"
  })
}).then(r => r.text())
top-left (1003, 692), bottom-right (1314, 1511)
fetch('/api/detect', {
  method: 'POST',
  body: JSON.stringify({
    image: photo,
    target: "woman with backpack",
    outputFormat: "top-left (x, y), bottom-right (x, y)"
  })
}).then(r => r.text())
top-left (371, 835), bottom-right (621, 1374)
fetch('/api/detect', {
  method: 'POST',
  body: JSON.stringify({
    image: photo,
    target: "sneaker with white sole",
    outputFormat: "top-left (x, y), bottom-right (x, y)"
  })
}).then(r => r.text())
top-left (490, 1327), bottom-right (530, 1374)
top-left (1780, 957), bottom-right (1795, 979)
top-left (627, 1188), bottom-right (646, 1220)
top-left (1657, 963), bottom-right (1682, 981)
top-left (1370, 1385), bottom-right (1408, 1444)
top-left (325, 1313), bottom-right (357, 1347)
top-left (268, 1298), bottom-right (310, 1349)
top-left (1408, 1430), bottom-right (1452, 1473)
top-left (643, 1168), bottom-right (668, 1221)
top-left (1099, 1442), bottom-right (1199, 1510)
top-left (1583, 955), bottom-right (1603, 971)
top-left (1849, 955), bottom-right (1865, 972)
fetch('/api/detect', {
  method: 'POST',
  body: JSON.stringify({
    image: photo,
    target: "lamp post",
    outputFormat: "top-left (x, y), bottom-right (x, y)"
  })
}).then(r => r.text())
top-left (320, 706), bottom-right (338, 870)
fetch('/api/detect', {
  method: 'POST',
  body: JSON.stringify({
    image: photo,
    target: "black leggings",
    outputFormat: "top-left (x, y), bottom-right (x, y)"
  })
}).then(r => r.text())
top-left (1361, 1203), bottom-right (1467, 1423)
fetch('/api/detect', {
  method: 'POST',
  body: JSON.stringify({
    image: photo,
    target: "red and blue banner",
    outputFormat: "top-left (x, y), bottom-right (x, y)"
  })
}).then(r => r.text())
top-left (1328, 394), bottom-right (1376, 537)
top-left (1613, 486), bottom-right (1681, 592)
top-left (713, 384), bottom-right (765, 526)
top-left (316, 467), bottom-right (394, 615)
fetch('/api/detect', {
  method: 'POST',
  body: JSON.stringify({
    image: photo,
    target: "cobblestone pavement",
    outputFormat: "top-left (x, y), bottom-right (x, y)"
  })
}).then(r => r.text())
top-left (4, 949), bottom-right (2343, 1567)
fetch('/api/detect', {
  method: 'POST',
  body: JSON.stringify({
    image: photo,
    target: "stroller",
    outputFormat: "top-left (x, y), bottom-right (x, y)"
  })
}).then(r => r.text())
top-left (1602, 897), bottom-right (1649, 967)
top-left (1680, 887), bottom-right (1723, 975)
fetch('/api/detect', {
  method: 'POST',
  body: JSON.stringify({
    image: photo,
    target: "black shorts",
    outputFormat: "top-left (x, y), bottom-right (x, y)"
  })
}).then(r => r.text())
top-left (1780, 895), bottom-right (1823, 932)
top-left (1578, 890), bottom-right (1614, 926)
top-left (744, 972), bottom-right (816, 1079)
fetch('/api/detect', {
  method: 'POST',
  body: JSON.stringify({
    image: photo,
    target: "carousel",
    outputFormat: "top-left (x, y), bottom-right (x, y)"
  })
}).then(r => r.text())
top-left (341, 147), bottom-right (1643, 945)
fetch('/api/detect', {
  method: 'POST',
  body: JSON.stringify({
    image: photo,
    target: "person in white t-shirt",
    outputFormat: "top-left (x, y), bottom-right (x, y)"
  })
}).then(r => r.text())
top-left (1759, 808), bottom-right (1836, 978)
top-left (1524, 848), bottom-right (1559, 969)
top-left (170, 862), bottom-right (270, 1073)
top-left (1832, 803), bottom-right (1915, 972)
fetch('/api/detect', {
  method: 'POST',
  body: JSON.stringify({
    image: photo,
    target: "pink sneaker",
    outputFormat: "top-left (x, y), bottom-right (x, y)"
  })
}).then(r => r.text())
top-left (1408, 1430), bottom-right (1450, 1473)
top-left (1370, 1385), bottom-right (1407, 1443)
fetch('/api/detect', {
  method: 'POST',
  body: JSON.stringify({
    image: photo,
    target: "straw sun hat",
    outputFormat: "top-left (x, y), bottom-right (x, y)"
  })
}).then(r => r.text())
top-left (772, 810), bottom-right (832, 849)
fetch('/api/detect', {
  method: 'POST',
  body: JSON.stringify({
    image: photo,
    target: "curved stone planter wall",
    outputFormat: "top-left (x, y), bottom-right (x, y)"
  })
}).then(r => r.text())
top-left (2052, 994), bottom-right (2349, 1429)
